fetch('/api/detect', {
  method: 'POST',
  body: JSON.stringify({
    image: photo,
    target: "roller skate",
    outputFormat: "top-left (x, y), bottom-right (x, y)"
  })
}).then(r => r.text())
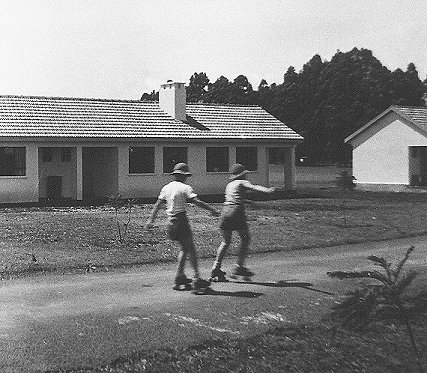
top-left (191, 278), bottom-right (212, 295)
top-left (210, 267), bottom-right (228, 282)
top-left (173, 274), bottom-right (192, 291)
top-left (229, 266), bottom-right (254, 282)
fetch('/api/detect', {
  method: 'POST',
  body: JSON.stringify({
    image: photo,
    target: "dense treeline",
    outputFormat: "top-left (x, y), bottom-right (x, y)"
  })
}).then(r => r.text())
top-left (141, 48), bottom-right (427, 165)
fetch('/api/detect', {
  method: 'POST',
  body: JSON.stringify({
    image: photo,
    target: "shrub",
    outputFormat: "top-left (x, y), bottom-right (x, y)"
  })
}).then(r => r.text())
top-left (327, 246), bottom-right (426, 373)
top-left (335, 170), bottom-right (356, 191)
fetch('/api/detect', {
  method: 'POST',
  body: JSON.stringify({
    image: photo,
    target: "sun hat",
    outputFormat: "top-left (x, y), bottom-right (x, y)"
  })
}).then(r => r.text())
top-left (229, 163), bottom-right (249, 180)
top-left (171, 162), bottom-right (192, 176)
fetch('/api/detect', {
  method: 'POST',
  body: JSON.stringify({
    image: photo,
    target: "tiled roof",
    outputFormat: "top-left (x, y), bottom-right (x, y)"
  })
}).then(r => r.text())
top-left (186, 103), bottom-right (303, 140)
top-left (0, 95), bottom-right (303, 141)
top-left (392, 106), bottom-right (427, 132)
top-left (346, 105), bottom-right (427, 142)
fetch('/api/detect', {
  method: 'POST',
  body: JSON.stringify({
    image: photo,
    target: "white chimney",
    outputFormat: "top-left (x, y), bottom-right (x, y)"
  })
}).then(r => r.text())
top-left (159, 81), bottom-right (186, 121)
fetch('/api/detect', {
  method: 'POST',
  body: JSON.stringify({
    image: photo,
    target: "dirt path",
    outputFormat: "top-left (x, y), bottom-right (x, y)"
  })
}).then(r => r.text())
top-left (0, 236), bottom-right (426, 372)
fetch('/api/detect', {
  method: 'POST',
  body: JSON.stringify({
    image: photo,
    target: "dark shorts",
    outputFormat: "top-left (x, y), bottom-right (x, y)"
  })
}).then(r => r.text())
top-left (219, 204), bottom-right (248, 231)
top-left (167, 212), bottom-right (192, 241)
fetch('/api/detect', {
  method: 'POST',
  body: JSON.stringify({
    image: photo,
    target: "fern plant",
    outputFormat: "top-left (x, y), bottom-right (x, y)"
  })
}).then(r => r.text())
top-left (327, 246), bottom-right (426, 373)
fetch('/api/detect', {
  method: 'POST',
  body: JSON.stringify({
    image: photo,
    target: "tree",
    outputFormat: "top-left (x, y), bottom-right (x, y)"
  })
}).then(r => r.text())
top-left (186, 72), bottom-right (210, 102)
top-left (257, 79), bottom-right (274, 113)
top-left (203, 75), bottom-right (255, 104)
top-left (268, 66), bottom-right (300, 124)
top-left (203, 76), bottom-right (232, 103)
top-left (389, 64), bottom-right (426, 106)
top-left (140, 90), bottom-right (158, 101)
top-left (231, 74), bottom-right (255, 104)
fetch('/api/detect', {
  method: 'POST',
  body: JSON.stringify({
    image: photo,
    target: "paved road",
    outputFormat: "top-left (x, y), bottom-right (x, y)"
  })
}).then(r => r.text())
top-left (0, 236), bottom-right (426, 372)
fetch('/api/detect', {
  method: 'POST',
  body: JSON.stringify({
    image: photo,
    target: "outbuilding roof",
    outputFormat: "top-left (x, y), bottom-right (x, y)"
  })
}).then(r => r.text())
top-left (0, 95), bottom-right (303, 141)
top-left (346, 105), bottom-right (427, 143)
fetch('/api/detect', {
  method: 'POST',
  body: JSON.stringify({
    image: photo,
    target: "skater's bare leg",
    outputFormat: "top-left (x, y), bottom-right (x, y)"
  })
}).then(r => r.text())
top-left (213, 229), bottom-right (232, 269)
top-left (178, 234), bottom-right (200, 279)
top-left (176, 249), bottom-right (187, 277)
top-left (236, 228), bottom-right (250, 268)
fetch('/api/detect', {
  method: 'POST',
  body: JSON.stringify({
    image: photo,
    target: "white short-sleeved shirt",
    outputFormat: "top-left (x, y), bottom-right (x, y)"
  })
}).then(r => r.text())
top-left (158, 181), bottom-right (197, 216)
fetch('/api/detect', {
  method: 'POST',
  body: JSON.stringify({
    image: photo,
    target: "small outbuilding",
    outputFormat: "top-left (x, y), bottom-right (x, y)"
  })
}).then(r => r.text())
top-left (0, 81), bottom-right (303, 204)
top-left (346, 105), bottom-right (427, 191)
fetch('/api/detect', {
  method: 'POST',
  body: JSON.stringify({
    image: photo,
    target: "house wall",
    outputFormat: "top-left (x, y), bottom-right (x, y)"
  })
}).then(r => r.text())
top-left (118, 142), bottom-right (279, 199)
top-left (352, 112), bottom-right (427, 187)
top-left (0, 140), bottom-right (297, 203)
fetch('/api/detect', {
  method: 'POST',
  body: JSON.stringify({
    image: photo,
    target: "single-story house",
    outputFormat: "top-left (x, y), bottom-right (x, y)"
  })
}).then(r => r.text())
top-left (346, 105), bottom-right (427, 191)
top-left (0, 81), bottom-right (303, 204)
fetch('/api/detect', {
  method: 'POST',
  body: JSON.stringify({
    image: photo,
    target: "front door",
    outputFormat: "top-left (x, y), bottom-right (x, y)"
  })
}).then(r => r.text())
top-left (82, 147), bottom-right (118, 201)
top-left (46, 175), bottom-right (62, 200)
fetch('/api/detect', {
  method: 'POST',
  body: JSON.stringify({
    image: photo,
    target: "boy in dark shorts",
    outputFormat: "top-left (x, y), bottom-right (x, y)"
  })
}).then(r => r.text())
top-left (211, 163), bottom-right (275, 281)
top-left (145, 163), bottom-right (219, 293)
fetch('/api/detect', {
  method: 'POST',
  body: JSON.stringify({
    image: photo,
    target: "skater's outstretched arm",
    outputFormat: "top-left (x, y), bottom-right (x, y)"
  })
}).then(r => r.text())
top-left (145, 198), bottom-right (165, 228)
top-left (190, 197), bottom-right (219, 217)
top-left (246, 184), bottom-right (276, 194)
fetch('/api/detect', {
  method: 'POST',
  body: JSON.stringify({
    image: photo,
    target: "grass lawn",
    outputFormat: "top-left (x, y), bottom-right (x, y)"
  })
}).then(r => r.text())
top-left (0, 187), bottom-right (426, 279)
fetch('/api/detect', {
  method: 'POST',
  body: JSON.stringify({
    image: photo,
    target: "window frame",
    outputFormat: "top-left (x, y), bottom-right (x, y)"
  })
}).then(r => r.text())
top-left (236, 146), bottom-right (258, 171)
top-left (129, 146), bottom-right (156, 174)
top-left (162, 147), bottom-right (188, 174)
top-left (0, 147), bottom-right (26, 176)
top-left (206, 147), bottom-right (229, 173)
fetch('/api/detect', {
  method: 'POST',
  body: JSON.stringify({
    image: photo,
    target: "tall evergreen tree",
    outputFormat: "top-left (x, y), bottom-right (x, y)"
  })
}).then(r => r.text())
top-left (140, 90), bottom-right (158, 101)
top-left (187, 72), bottom-right (209, 102)
top-left (203, 76), bottom-right (232, 103)
top-left (389, 64), bottom-right (425, 106)
top-left (231, 75), bottom-right (256, 104)
top-left (257, 79), bottom-right (274, 112)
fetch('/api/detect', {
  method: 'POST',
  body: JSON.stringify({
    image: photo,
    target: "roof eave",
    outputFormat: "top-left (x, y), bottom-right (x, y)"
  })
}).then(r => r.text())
top-left (0, 135), bottom-right (304, 143)
top-left (345, 105), bottom-right (427, 144)
top-left (345, 106), bottom-right (396, 144)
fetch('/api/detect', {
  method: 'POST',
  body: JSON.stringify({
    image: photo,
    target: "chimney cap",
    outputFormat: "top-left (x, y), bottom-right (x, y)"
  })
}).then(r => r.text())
top-left (161, 81), bottom-right (185, 89)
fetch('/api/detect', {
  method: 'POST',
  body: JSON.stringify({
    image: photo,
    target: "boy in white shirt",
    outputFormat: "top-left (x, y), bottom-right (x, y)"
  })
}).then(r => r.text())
top-left (146, 163), bottom-right (219, 293)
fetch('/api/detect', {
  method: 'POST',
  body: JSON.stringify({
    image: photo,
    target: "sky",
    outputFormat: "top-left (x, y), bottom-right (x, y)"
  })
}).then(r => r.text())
top-left (1, 0), bottom-right (426, 100)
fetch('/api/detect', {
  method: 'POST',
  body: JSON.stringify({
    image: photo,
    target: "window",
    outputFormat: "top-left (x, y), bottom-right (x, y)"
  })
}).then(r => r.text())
top-left (236, 147), bottom-right (258, 171)
top-left (206, 147), bottom-right (229, 172)
top-left (61, 147), bottom-right (72, 162)
top-left (42, 147), bottom-right (53, 162)
top-left (0, 147), bottom-right (26, 176)
top-left (163, 147), bottom-right (187, 173)
top-left (129, 147), bottom-right (155, 174)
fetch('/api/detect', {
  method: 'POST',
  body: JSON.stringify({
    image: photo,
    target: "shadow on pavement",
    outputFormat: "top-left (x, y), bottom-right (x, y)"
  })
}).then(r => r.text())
top-left (208, 290), bottom-right (264, 298)
top-left (228, 280), bottom-right (335, 296)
